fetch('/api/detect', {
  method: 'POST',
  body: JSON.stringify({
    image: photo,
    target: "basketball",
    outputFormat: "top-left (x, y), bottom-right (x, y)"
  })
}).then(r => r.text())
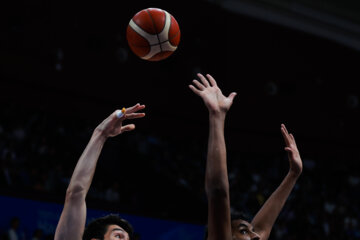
top-left (126, 8), bottom-right (181, 61)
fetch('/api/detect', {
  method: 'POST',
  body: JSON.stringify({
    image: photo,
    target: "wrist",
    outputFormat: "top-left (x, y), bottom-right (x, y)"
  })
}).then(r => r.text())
top-left (208, 110), bottom-right (226, 119)
top-left (288, 170), bottom-right (301, 179)
top-left (93, 128), bottom-right (108, 142)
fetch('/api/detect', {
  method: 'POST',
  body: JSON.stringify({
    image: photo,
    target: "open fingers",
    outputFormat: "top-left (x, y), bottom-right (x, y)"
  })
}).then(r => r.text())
top-left (197, 73), bottom-right (210, 87)
top-left (281, 124), bottom-right (291, 146)
top-left (281, 125), bottom-right (299, 150)
top-left (126, 104), bottom-right (146, 114)
top-left (281, 124), bottom-right (289, 135)
top-left (206, 74), bottom-right (217, 87)
top-left (192, 79), bottom-right (205, 90)
top-left (189, 84), bottom-right (201, 96)
top-left (282, 124), bottom-right (296, 145)
top-left (125, 112), bottom-right (146, 119)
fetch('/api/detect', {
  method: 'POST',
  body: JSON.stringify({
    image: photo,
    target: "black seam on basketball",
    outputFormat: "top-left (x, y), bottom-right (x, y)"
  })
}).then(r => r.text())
top-left (146, 9), bottom-right (163, 52)
top-left (169, 30), bottom-right (180, 42)
top-left (154, 30), bottom-right (180, 47)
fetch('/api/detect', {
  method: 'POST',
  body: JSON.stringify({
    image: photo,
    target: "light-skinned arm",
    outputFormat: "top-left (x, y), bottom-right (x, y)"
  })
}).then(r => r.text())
top-left (54, 104), bottom-right (145, 240)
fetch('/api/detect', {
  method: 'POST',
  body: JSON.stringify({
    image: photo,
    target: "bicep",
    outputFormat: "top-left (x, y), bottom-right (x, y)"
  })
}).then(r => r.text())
top-left (54, 196), bottom-right (86, 240)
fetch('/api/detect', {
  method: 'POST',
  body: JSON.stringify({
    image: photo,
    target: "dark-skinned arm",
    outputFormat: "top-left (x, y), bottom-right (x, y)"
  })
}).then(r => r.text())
top-left (251, 124), bottom-right (302, 240)
top-left (189, 74), bottom-right (236, 240)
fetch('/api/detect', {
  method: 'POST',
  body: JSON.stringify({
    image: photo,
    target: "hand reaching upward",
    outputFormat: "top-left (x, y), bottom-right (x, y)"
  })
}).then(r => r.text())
top-left (251, 124), bottom-right (303, 240)
top-left (191, 73), bottom-right (235, 240)
top-left (95, 104), bottom-right (146, 138)
top-left (54, 104), bottom-right (145, 240)
top-left (189, 73), bottom-right (237, 115)
top-left (281, 124), bottom-right (303, 177)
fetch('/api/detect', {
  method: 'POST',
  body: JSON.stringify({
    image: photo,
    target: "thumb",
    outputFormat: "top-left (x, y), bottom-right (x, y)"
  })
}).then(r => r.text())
top-left (121, 124), bottom-right (135, 133)
top-left (228, 92), bottom-right (237, 102)
top-left (285, 147), bottom-right (296, 160)
top-left (285, 147), bottom-right (294, 156)
top-left (285, 147), bottom-right (292, 152)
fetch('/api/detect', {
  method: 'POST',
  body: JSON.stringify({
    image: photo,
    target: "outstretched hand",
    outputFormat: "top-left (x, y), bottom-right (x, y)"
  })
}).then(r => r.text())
top-left (95, 103), bottom-right (146, 138)
top-left (281, 124), bottom-right (303, 177)
top-left (189, 73), bottom-right (237, 114)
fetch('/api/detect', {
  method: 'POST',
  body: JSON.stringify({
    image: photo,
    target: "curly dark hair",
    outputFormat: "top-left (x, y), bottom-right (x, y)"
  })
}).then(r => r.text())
top-left (83, 214), bottom-right (134, 240)
top-left (203, 211), bottom-right (251, 240)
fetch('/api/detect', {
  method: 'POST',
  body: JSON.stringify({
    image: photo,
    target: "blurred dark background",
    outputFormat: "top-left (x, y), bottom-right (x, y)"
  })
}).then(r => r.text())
top-left (1, 0), bottom-right (360, 239)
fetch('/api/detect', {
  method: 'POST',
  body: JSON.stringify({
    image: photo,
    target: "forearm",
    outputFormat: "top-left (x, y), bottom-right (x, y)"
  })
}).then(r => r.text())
top-left (55, 130), bottom-right (107, 240)
top-left (205, 112), bottom-right (229, 196)
top-left (251, 171), bottom-right (300, 238)
top-left (66, 129), bottom-right (107, 197)
top-left (206, 112), bottom-right (233, 240)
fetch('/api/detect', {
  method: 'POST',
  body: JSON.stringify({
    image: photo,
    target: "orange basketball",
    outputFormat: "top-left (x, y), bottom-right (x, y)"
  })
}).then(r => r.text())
top-left (126, 8), bottom-right (181, 61)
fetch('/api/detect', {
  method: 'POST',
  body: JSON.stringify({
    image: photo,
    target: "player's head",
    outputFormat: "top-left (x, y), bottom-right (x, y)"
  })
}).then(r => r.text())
top-left (203, 212), bottom-right (260, 240)
top-left (83, 214), bottom-right (134, 240)
top-left (231, 212), bottom-right (260, 240)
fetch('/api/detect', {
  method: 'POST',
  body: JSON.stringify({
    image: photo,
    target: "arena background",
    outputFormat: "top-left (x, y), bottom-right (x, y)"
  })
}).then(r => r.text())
top-left (1, 0), bottom-right (360, 239)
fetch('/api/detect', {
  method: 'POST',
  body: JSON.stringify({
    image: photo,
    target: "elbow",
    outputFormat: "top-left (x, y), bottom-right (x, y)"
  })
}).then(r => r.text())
top-left (65, 185), bottom-right (86, 202)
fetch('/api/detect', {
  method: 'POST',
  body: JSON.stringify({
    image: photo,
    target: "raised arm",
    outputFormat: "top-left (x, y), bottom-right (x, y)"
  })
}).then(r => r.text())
top-left (189, 74), bottom-right (236, 240)
top-left (251, 124), bottom-right (302, 240)
top-left (54, 104), bottom-right (145, 240)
